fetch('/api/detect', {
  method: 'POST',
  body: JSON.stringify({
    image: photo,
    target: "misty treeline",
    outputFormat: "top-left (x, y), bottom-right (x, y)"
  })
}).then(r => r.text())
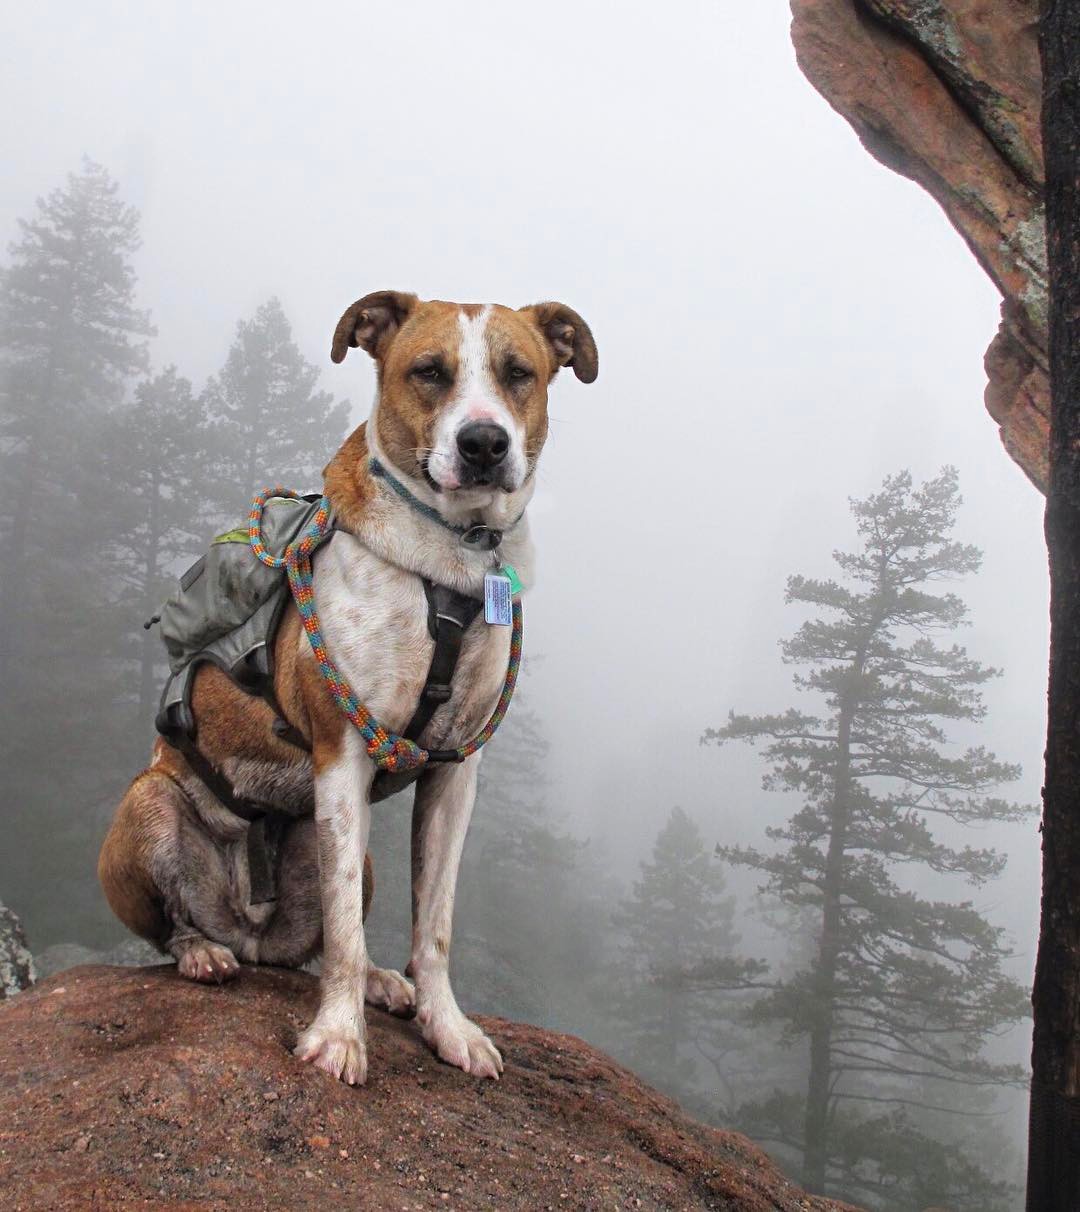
top-left (0, 163), bottom-right (1031, 1212)
top-left (0, 159), bottom-right (349, 944)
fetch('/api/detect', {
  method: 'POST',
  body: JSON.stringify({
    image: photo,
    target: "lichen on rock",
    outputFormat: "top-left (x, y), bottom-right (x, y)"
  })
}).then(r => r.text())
top-left (0, 900), bottom-right (35, 998)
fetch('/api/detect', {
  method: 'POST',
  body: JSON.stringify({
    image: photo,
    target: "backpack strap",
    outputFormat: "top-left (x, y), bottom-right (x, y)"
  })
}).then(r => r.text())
top-left (156, 669), bottom-right (287, 906)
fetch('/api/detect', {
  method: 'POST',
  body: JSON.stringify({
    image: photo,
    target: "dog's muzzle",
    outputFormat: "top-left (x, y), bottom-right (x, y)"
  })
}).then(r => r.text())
top-left (456, 421), bottom-right (510, 487)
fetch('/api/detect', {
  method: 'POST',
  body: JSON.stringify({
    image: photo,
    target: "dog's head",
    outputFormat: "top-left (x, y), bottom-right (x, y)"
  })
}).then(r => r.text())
top-left (331, 293), bottom-right (597, 502)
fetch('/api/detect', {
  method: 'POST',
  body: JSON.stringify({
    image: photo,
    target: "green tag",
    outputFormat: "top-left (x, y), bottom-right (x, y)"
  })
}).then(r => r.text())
top-left (500, 563), bottom-right (523, 596)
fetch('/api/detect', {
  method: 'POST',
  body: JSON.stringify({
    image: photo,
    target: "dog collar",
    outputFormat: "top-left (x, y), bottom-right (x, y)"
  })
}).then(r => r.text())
top-left (368, 458), bottom-right (523, 551)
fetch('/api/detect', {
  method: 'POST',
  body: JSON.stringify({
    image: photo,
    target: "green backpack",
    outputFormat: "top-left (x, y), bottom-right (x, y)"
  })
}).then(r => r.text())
top-left (153, 494), bottom-right (331, 731)
top-left (159, 496), bottom-right (324, 672)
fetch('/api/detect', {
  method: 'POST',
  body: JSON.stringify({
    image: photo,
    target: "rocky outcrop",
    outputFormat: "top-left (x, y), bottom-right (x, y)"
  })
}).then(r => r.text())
top-left (0, 965), bottom-right (857, 1211)
top-left (790, 0), bottom-right (1048, 489)
top-left (0, 901), bottom-right (34, 998)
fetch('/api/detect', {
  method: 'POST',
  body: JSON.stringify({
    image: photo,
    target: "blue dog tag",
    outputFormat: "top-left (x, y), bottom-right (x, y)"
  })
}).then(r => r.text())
top-left (484, 571), bottom-right (513, 626)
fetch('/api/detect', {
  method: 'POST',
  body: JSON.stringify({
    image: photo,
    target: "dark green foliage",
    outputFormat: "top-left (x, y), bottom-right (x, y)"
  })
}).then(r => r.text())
top-left (203, 297), bottom-right (350, 512)
top-left (704, 468), bottom-right (1032, 1211)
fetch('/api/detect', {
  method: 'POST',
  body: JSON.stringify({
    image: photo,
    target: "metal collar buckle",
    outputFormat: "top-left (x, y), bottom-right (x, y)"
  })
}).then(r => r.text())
top-left (460, 524), bottom-right (503, 551)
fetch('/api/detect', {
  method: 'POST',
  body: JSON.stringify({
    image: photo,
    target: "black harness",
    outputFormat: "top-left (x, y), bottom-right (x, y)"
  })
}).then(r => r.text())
top-left (156, 575), bottom-right (483, 904)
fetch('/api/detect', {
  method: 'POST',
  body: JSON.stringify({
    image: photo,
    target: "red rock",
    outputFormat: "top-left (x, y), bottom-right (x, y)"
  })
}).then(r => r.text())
top-left (0, 965), bottom-right (858, 1211)
top-left (790, 0), bottom-right (1048, 489)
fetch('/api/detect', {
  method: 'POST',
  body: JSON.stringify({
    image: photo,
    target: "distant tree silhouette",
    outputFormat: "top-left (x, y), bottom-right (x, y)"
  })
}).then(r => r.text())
top-left (0, 160), bottom-right (154, 943)
top-left (705, 468), bottom-right (1032, 1211)
top-left (104, 367), bottom-right (228, 724)
top-left (203, 297), bottom-right (349, 510)
top-left (603, 806), bottom-right (765, 1120)
top-left (0, 158), bottom-right (153, 666)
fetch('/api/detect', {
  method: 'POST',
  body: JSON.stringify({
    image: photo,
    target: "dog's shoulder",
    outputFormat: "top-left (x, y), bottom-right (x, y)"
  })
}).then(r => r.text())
top-left (323, 422), bottom-right (375, 535)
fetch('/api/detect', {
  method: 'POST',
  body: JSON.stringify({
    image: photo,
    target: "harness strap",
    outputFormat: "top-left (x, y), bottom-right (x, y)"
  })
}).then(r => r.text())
top-left (404, 581), bottom-right (484, 743)
top-left (155, 704), bottom-right (283, 905)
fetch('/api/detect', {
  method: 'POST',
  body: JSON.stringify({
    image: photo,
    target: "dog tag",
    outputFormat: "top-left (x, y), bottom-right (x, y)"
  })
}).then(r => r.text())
top-left (484, 571), bottom-right (513, 626)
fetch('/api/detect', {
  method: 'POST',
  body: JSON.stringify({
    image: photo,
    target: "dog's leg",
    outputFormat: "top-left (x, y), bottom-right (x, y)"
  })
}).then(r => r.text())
top-left (169, 929), bottom-right (241, 983)
top-left (408, 757), bottom-right (503, 1078)
top-left (256, 821), bottom-right (413, 1012)
top-left (294, 727), bottom-right (373, 1085)
top-left (101, 766), bottom-right (244, 982)
top-left (364, 961), bottom-right (416, 1016)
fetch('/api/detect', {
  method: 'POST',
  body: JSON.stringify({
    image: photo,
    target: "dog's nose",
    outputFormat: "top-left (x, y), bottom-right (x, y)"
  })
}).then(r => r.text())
top-left (457, 421), bottom-right (510, 469)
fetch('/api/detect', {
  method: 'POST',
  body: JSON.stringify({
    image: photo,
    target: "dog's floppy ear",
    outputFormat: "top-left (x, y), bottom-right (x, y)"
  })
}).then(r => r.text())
top-left (331, 290), bottom-right (419, 363)
top-left (519, 301), bottom-right (598, 383)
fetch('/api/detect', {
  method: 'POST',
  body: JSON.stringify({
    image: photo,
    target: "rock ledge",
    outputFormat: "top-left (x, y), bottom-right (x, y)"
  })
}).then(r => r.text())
top-left (0, 965), bottom-right (855, 1211)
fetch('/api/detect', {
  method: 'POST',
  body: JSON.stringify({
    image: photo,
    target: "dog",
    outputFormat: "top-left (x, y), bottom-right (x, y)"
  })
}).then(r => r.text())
top-left (98, 292), bottom-right (598, 1084)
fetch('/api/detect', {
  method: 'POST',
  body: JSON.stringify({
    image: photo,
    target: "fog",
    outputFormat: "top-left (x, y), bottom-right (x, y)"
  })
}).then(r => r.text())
top-left (0, 3), bottom-right (1049, 1207)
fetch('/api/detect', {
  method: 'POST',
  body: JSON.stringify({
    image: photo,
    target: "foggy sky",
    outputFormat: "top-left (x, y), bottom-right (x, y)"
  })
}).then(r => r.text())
top-left (1, 1), bottom-right (1048, 981)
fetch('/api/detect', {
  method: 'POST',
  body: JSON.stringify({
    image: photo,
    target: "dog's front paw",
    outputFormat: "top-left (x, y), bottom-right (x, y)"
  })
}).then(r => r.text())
top-left (365, 965), bottom-right (415, 1017)
top-left (418, 1004), bottom-right (503, 1079)
top-left (294, 1019), bottom-right (368, 1086)
top-left (176, 941), bottom-right (239, 984)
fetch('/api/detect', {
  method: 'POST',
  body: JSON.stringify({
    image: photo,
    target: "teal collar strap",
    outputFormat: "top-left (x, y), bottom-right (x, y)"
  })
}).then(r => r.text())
top-left (368, 457), bottom-right (524, 553)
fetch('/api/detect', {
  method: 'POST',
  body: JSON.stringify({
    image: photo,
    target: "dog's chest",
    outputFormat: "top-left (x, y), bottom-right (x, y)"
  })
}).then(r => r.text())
top-left (310, 533), bottom-right (510, 747)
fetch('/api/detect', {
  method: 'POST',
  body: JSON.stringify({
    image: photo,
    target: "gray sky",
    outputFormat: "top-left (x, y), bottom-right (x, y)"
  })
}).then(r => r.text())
top-left (1, 1), bottom-right (1049, 976)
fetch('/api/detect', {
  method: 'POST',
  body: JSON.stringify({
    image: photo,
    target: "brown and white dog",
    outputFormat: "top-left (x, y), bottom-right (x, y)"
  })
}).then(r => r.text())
top-left (98, 292), bottom-right (597, 1084)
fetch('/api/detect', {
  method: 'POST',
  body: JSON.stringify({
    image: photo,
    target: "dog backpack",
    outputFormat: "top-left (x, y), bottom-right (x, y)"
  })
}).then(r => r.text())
top-left (157, 495), bottom-right (325, 675)
top-left (152, 494), bottom-right (329, 738)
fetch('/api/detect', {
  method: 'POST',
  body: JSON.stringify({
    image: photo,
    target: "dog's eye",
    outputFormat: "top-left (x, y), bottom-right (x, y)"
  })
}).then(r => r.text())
top-left (507, 365), bottom-right (532, 382)
top-left (412, 363), bottom-right (444, 383)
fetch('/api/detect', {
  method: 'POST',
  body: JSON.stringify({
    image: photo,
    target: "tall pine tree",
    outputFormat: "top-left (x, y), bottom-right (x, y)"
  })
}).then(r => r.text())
top-left (0, 161), bottom-right (154, 944)
top-left (704, 468), bottom-right (1032, 1211)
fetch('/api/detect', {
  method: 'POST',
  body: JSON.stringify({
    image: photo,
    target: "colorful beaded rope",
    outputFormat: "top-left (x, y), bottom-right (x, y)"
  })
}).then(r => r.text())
top-left (248, 487), bottom-right (522, 773)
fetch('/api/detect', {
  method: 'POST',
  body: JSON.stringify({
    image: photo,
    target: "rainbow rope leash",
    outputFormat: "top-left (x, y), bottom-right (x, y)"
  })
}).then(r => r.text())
top-left (248, 487), bottom-right (523, 773)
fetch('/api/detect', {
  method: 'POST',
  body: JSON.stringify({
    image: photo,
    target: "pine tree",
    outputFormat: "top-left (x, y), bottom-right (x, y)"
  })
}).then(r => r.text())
top-left (0, 159), bottom-right (153, 662)
top-left (0, 161), bottom-right (154, 945)
top-left (203, 297), bottom-right (349, 508)
top-left (103, 367), bottom-right (229, 727)
top-left (606, 806), bottom-right (758, 1117)
top-left (703, 468), bottom-right (1032, 1210)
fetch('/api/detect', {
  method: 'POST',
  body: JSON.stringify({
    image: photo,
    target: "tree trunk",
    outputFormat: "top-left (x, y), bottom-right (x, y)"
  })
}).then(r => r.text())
top-left (1029, 5), bottom-right (1080, 1208)
top-left (802, 694), bottom-right (854, 1194)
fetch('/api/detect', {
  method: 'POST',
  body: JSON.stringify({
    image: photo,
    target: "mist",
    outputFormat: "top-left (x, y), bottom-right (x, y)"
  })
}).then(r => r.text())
top-left (0, 3), bottom-right (1048, 1208)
